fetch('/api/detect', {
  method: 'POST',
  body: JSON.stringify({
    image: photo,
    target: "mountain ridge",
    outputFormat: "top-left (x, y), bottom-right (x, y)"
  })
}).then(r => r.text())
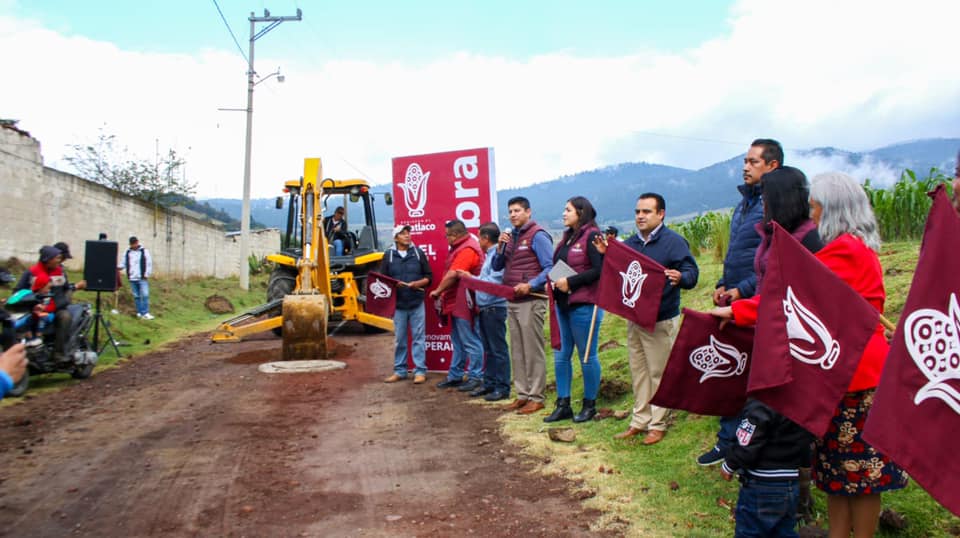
top-left (204, 137), bottom-right (959, 232)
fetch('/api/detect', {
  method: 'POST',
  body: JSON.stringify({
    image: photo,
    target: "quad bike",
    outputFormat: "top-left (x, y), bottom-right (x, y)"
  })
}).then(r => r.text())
top-left (2, 289), bottom-right (99, 396)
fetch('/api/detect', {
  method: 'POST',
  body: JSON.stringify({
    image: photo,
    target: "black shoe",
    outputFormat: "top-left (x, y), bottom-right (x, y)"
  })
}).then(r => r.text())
top-left (469, 386), bottom-right (494, 397)
top-left (484, 390), bottom-right (509, 402)
top-left (436, 378), bottom-right (464, 389)
top-left (542, 397), bottom-right (573, 423)
top-left (573, 399), bottom-right (597, 423)
top-left (696, 446), bottom-right (725, 466)
top-left (457, 379), bottom-right (482, 392)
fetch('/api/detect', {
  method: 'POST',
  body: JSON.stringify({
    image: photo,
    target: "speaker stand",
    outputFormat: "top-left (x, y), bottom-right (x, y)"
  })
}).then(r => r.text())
top-left (92, 291), bottom-right (123, 358)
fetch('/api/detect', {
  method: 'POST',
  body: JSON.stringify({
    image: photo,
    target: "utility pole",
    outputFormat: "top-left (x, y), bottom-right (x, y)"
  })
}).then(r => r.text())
top-left (239, 8), bottom-right (302, 291)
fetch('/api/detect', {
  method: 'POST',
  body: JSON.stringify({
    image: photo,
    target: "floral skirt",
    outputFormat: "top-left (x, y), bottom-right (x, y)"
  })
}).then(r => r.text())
top-left (813, 389), bottom-right (909, 496)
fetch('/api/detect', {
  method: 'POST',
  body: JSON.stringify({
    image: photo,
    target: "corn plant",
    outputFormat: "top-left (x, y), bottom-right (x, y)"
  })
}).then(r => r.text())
top-left (675, 210), bottom-right (732, 262)
top-left (864, 168), bottom-right (953, 241)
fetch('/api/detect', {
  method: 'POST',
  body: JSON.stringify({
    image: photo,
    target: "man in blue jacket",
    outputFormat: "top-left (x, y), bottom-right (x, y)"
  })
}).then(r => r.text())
top-left (698, 139), bottom-right (781, 466)
top-left (612, 193), bottom-right (698, 445)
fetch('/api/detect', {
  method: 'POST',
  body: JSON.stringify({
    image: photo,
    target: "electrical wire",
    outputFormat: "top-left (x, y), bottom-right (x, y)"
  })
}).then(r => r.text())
top-left (211, 0), bottom-right (249, 64)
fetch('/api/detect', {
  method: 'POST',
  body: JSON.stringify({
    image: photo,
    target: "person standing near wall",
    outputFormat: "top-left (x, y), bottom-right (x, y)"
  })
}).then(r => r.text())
top-left (119, 236), bottom-right (154, 320)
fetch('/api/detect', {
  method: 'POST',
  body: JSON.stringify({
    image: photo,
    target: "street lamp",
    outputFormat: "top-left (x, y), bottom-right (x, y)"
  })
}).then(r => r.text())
top-left (238, 9), bottom-right (301, 291)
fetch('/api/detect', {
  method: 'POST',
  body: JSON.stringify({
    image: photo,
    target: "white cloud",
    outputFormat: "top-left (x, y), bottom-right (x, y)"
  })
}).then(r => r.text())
top-left (1, 0), bottom-right (957, 200)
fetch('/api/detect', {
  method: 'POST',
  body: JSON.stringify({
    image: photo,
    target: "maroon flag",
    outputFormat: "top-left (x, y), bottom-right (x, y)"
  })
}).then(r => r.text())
top-left (453, 277), bottom-right (517, 321)
top-left (547, 282), bottom-right (561, 351)
top-left (596, 238), bottom-right (666, 332)
top-left (863, 185), bottom-right (960, 516)
top-left (652, 309), bottom-right (754, 416)
top-left (365, 272), bottom-right (399, 318)
top-left (452, 280), bottom-right (477, 321)
top-left (748, 222), bottom-right (879, 437)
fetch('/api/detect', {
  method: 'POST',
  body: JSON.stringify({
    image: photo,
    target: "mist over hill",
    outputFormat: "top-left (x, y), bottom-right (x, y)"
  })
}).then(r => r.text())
top-left (204, 137), bottom-right (959, 234)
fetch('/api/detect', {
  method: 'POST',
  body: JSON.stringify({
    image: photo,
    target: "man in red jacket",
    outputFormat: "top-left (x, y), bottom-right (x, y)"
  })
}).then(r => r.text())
top-left (430, 220), bottom-right (484, 390)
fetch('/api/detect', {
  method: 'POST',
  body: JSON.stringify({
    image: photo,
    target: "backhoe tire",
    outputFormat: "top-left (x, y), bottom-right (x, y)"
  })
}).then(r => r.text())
top-left (267, 267), bottom-right (297, 336)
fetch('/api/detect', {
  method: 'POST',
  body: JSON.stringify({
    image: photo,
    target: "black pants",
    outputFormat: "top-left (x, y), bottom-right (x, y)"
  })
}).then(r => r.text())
top-left (55, 308), bottom-right (73, 354)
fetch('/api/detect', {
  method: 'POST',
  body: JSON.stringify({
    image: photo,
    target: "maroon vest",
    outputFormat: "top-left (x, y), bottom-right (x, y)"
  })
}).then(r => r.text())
top-left (502, 220), bottom-right (548, 289)
top-left (561, 224), bottom-right (601, 305)
top-left (441, 234), bottom-right (484, 314)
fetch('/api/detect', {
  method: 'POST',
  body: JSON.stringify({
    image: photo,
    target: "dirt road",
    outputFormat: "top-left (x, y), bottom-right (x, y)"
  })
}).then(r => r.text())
top-left (0, 327), bottom-right (607, 537)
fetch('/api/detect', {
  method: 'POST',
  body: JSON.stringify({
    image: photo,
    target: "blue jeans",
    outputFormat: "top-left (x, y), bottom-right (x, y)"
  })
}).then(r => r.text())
top-left (333, 238), bottom-right (344, 256)
top-left (478, 305), bottom-right (509, 393)
top-left (393, 305), bottom-right (426, 376)
top-left (130, 279), bottom-right (150, 315)
top-left (735, 478), bottom-right (799, 538)
top-left (717, 414), bottom-right (741, 455)
top-left (554, 304), bottom-right (603, 400)
top-left (447, 315), bottom-right (483, 382)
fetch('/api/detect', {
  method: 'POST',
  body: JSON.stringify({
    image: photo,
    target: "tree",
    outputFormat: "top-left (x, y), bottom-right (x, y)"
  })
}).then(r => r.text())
top-left (64, 129), bottom-right (196, 204)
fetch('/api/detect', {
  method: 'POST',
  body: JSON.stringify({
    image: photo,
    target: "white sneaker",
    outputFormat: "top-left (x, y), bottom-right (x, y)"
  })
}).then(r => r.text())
top-left (141, 313), bottom-right (155, 320)
top-left (136, 313), bottom-right (142, 319)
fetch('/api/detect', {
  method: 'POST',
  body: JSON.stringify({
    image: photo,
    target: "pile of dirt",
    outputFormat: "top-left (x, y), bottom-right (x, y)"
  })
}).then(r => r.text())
top-left (204, 294), bottom-right (234, 314)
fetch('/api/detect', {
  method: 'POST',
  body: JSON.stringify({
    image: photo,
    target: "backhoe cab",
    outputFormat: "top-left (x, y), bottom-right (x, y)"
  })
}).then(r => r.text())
top-left (211, 158), bottom-right (394, 357)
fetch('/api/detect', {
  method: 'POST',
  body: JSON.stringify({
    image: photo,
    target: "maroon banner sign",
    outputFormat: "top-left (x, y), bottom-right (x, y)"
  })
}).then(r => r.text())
top-left (392, 148), bottom-right (497, 371)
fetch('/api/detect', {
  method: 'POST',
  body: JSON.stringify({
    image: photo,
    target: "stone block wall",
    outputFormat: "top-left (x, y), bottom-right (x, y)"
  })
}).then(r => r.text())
top-left (1, 125), bottom-right (278, 279)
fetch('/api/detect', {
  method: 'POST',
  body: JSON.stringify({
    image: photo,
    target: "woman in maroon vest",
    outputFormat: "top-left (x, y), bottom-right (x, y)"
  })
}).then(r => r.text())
top-left (545, 196), bottom-right (605, 423)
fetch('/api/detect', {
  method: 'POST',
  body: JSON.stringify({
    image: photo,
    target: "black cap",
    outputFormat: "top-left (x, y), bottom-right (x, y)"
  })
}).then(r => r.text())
top-left (53, 242), bottom-right (72, 259)
top-left (129, 236), bottom-right (139, 245)
top-left (39, 245), bottom-right (62, 263)
top-left (604, 226), bottom-right (619, 236)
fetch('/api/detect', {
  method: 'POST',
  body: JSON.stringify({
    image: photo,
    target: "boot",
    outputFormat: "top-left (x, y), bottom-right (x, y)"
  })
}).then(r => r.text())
top-left (542, 397), bottom-right (573, 423)
top-left (573, 399), bottom-right (597, 423)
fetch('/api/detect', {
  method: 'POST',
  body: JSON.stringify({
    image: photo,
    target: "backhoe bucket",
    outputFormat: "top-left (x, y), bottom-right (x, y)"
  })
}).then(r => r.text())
top-left (281, 294), bottom-right (328, 360)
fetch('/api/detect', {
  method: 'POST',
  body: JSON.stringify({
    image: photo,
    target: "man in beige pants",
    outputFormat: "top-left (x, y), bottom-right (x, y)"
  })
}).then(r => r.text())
top-left (490, 196), bottom-right (554, 415)
top-left (614, 193), bottom-right (698, 445)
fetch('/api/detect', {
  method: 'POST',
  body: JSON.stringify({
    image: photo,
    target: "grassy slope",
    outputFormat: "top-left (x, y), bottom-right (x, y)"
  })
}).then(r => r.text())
top-left (496, 239), bottom-right (960, 537)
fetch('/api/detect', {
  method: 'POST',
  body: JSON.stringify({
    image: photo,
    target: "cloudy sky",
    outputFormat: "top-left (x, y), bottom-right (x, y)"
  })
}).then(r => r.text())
top-left (2, 0), bottom-right (957, 198)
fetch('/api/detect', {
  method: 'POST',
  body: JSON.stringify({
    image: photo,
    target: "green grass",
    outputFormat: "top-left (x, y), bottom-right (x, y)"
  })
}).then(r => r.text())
top-left (496, 243), bottom-right (960, 537)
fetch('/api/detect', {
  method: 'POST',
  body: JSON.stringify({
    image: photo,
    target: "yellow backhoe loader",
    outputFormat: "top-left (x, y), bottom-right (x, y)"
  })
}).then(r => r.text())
top-left (211, 158), bottom-right (394, 359)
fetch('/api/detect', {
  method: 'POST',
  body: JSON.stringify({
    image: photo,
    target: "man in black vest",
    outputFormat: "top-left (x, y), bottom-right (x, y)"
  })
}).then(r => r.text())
top-left (490, 196), bottom-right (554, 415)
top-left (380, 225), bottom-right (433, 384)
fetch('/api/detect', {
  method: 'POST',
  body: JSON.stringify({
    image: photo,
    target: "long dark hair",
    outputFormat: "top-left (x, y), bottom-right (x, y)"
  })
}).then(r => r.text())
top-left (761, 166), bottom-right (810, 232)
top-left (566, 196), bottom-right (597, 230)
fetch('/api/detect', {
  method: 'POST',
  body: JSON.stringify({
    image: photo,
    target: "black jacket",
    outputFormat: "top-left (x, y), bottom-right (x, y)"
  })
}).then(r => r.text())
top-left (379, 245), bottom-right (432, 310)
top-left (722, 398), bottom-right (815, 481)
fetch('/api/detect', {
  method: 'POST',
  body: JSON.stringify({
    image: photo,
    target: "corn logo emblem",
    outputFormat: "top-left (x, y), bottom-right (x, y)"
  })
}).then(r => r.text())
top-left (783, 286), bottom-right (840, 369)
top-left (689, 335), bottom-right (748, 383)
top-left (619, 260), bottom-right (648, 308)
top-left (368, 278), bottom-right (393, 300)
top-left (905, 292), bottom-right (960, 414)
top-left (398, 163), bottom-right (430, 217)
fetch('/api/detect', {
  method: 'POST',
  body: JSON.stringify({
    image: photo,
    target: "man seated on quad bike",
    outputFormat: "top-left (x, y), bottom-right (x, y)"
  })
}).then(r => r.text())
top-left (14, 245), bottom-right (86, 361)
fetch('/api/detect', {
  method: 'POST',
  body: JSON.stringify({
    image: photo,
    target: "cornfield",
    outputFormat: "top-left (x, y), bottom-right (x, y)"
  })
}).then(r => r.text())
top-left (674, 210), bottom-right (732, 262)
top-left (864, 168), bottom-right (954, 241)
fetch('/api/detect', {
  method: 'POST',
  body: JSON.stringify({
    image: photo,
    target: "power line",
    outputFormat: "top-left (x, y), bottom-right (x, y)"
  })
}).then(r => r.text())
top-left (211, 0), bottom-right (248, 64)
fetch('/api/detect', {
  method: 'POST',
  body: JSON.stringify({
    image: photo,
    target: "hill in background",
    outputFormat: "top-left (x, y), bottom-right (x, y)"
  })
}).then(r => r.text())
top-left (204, 137), bottom-right (959, 234)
